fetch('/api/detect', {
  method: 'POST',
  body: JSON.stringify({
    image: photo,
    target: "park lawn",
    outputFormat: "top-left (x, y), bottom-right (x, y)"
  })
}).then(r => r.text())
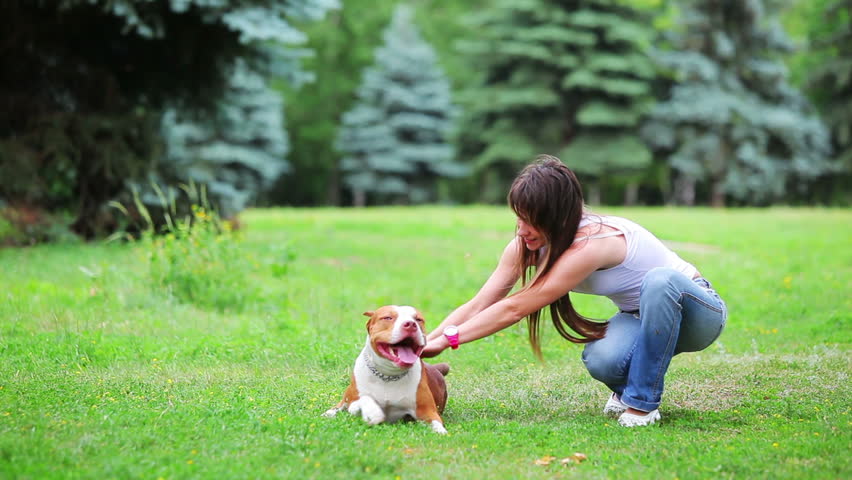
top-left (0, 206), bottom-right (849, 479)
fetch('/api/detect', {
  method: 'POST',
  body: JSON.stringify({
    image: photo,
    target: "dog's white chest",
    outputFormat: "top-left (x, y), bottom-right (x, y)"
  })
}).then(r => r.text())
top-left (353, 352), bottom-right (421, 422)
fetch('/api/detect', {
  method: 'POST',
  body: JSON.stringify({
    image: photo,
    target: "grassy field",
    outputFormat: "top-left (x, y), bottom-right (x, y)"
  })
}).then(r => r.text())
top-left (1, 206), bottom-right (850, 479)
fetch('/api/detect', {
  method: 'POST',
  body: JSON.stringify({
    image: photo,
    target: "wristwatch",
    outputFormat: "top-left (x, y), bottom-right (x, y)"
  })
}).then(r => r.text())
top-left (443, 325), bottom-right (460, 350)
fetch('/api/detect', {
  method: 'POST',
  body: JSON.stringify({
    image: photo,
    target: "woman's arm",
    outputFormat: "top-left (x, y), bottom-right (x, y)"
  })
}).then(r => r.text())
top-left (423, 237), bottom-right (617, 355)
top-left (425, 239), bottom-right (522, 342)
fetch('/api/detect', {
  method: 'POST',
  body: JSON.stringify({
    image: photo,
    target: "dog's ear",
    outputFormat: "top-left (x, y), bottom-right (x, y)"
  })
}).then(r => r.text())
top-left (363, 311), bottom-right (374, 331)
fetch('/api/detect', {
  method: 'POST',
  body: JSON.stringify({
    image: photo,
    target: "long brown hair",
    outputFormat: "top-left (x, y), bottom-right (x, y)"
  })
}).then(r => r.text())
top-left (507, 155), bottom-right (608, 360)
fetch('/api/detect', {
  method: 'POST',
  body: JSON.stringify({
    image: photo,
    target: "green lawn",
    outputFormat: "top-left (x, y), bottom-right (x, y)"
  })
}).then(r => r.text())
top-left (1, 207), bottom-right (850, 479)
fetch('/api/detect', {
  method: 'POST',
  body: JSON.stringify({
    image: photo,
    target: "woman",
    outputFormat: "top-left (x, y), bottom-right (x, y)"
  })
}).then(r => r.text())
top-left (422, 155), bottom-right (727, 427)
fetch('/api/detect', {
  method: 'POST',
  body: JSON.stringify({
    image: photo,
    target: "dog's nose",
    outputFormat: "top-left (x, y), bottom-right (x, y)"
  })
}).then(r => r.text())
top-left (402, 320), bottom-right (418, 331)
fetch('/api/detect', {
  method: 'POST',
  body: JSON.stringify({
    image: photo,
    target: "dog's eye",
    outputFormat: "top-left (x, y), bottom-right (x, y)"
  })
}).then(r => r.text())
top-left (415, 317), bottom-right (424, 323)
top-left (381, 316), bottom-right (393, 322)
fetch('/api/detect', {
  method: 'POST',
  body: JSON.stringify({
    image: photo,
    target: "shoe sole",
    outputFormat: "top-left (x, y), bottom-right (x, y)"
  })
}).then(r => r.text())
top-left (618, 410), bottom-right (661, 427)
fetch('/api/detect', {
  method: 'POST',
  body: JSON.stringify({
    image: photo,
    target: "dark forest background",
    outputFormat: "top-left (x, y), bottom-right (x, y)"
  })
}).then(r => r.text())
top-left (2, 0), bottom-right (850, 244)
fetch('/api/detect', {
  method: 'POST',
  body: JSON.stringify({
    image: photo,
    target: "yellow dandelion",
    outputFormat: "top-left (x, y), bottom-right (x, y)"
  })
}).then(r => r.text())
top-left (772, 443), bottom-right (779, 447)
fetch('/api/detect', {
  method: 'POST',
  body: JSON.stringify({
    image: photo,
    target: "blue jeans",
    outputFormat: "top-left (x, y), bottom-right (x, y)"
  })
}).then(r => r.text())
top-left (582, 267), bottom-right (727, 412)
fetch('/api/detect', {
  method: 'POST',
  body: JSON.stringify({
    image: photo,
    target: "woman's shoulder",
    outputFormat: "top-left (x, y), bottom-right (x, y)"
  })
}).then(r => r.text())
top-left (578, 213), bottom-right (623, 236)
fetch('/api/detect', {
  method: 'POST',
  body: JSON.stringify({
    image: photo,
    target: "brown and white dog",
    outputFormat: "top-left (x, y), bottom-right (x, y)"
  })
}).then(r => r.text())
top-left (322, 305), bottom-right (450, 434)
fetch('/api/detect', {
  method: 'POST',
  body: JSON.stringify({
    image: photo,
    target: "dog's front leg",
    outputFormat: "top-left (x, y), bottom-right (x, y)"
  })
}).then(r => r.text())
top-left (350, 396), bottom-right (385, 425)
top-left (324, 379), bottom-right (359, 418)
top-left (322, 406), bottom-right (341, 417)
top-left (415, 378), bottom-right (447, 434)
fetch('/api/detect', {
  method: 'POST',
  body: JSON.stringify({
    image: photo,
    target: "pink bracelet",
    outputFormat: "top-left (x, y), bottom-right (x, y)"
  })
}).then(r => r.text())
top-left (443, 326), bottom-right (459, 350)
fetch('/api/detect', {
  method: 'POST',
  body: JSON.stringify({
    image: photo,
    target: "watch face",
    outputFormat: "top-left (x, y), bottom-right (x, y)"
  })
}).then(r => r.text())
top-left (444, 326), bottom-right (458, 336)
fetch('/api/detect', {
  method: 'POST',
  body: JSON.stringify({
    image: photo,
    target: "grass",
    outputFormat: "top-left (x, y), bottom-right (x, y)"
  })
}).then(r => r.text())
top-left (0, 206), bottom-right (850, 479)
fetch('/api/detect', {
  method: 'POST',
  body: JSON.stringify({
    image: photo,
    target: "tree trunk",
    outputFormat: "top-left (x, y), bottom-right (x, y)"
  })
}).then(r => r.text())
top-left (326, 159), bottom-right (341, 206)
top-left (587, 182), bottom-right (601, 205)
top-left (710, 178), bottom-right (726, 207)
top-left (353, 189), bottom-right (366, 208)
top-left (623, 181), bottom-right (639, 206)
top-left (674, 175), bottom-right (696, 206)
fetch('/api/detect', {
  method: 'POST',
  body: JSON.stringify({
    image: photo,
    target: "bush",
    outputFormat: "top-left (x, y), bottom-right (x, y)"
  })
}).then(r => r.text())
top-left (144, 205), bottom-right (255, 312)
top-left (113, 185), bottom-right (268, 312)
top-left (0, 204), bottom-right (80, 246)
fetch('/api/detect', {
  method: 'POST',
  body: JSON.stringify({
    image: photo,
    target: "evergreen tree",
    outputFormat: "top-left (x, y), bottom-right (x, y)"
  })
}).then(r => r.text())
top-left (148, 60), bottom-right (290, 219)
top-left (455, 0), bottom-right (657, 204)
top-left (0, 0), bottom-right (337, 239)
top-left (804, 0), bottom-right (852, 203)
top-left (336, 5), bottom-right (463, 206)
top-left (641, 0), bottom-right (832, 206)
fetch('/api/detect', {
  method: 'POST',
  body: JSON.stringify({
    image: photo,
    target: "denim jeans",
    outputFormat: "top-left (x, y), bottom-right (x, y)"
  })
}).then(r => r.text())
top-left (581, 267), bottom-right (727, 412)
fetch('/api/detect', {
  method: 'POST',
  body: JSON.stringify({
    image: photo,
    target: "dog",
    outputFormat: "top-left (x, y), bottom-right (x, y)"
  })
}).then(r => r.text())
top-left (322, 305), bottom-right (450, 434)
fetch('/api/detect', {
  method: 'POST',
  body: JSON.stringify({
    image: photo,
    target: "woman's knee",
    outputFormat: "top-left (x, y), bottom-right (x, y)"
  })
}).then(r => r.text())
top-left (582, 343), bottom-right (624, 385)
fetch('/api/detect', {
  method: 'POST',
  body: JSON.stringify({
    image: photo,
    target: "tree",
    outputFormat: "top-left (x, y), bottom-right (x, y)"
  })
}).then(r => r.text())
top-left (641, 0), bottom-right (832, 206)
top-left (803, 0), bottom-right (852, 204)
top-left (269, 0), bottom-right (492, 207)
top-left (0, 0), bottom-right (337, 238)
top-left (335, 5), bottom-right (464, 206)
top-left (145, 60), bottom-right (290, 219)
top-left (454, 0), bottom-right (658, 204)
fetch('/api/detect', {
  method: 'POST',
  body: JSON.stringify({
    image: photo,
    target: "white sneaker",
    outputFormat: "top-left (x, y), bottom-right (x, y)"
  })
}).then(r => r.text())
top-left (618, 409), bottom-right (661, 427)
top-left (603, 393), bottom-right (628, 416)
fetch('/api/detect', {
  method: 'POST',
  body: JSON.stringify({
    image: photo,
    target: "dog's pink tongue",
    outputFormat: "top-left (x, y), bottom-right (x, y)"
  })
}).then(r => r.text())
top-left (396, 346), bottom-right (419, 365)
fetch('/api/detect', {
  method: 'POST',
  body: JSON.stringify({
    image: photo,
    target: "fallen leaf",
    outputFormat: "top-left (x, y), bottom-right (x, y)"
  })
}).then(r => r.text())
top-left (561, 453), bottom-right (588, 465)
top-left (534, 455), bottom-right (556, 466)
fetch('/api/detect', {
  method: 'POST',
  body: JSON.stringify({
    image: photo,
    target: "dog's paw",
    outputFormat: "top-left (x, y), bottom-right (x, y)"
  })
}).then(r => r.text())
top-left (430, 420), bottom-right (447, 434)
top-left (363, 411), bottom-right (386, 425)
top-left (321, 408), bottom-right (339, 418)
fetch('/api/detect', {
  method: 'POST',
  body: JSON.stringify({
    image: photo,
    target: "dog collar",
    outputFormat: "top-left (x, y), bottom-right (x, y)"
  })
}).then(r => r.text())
top-left (362, 351), bottom-right (410, 382)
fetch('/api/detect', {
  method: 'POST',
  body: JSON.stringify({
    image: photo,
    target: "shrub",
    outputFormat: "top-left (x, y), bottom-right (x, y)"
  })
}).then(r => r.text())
top-left (113, 185), bottom-right (263, 312)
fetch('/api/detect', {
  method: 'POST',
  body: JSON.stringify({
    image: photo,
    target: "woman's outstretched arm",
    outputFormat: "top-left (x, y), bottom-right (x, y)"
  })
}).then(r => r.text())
top-left (426, 238), bottom-right (521, 342)
top-left (423, 238), bottom-right (614, 356)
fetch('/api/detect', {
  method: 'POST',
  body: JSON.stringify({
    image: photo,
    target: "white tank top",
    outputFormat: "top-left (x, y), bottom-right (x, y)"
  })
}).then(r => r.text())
top-left (572, 215), bottom-right (697, 312)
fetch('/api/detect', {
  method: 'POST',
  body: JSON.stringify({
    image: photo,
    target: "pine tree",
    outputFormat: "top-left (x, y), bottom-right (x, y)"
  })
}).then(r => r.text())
top-left (641, 0), bottom-right (832, 206)
top-left (804, 0), bottom-right (852, 203)
top-left (336, 5), bottom-right (463, 206)
top-left (0, 0), bottom-right (339, 238)
top-left (152, 60), bottom-right (290, 218)
top-left (146, 1), bottom-right (340, 218)
top-left (455, 0), bottom-right (657, 203)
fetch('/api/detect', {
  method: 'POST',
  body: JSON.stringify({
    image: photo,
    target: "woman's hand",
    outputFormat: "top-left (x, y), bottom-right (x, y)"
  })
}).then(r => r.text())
top-left (421, 336), bottom-right (449, 358)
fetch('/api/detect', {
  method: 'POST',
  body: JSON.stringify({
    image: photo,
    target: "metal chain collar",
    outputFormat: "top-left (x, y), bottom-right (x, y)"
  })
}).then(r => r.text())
top-left (362, 351), bottom-right (409, 382)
